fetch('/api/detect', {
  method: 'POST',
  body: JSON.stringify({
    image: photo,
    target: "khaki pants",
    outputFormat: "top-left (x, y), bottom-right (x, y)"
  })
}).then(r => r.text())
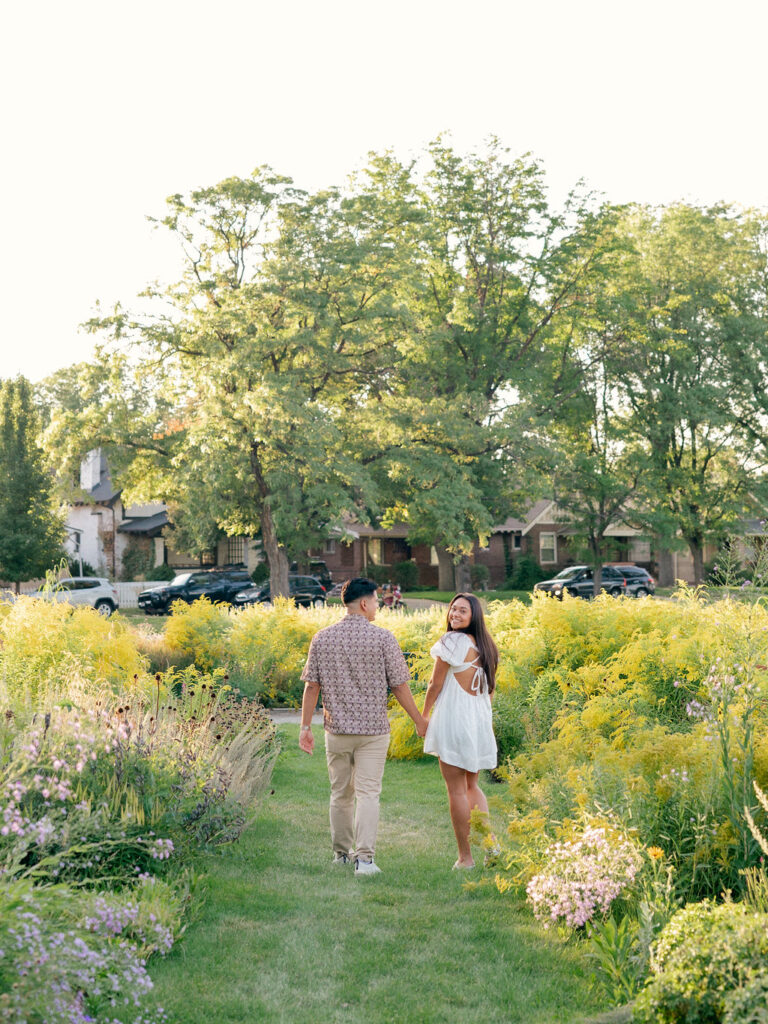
top-left (325, 732), bottom-right (390, 861)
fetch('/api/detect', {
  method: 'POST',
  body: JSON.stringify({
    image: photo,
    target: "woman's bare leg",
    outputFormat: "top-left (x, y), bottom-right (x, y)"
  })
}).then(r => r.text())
top-left (465, 770), bottom-right (488, 817)
top-left (439, 760), bottom-right (474, 865)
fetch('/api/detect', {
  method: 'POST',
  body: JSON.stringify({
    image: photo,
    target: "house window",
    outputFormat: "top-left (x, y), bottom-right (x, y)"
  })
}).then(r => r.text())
top-left (540, 532), bottom-right (557, 564)
top-left (513, 533), bottom-right (522, 550)
top-left (368, 539), bottom-right (383, 565)
top-left (227, 537), bottom-right (246, 564)
top-left (324, 539), bottom-right (336, 555)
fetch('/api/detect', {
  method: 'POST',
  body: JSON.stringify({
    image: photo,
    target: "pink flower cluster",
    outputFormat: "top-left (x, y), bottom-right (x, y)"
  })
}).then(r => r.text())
top-left (526, 825), bottom-right (643, 928)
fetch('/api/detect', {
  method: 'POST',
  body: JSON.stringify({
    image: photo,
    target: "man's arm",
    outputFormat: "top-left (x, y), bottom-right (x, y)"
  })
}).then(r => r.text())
top-left (299, 681), bottom-right (321, 754)
top-left (391, 682), bottom-right (427, 738)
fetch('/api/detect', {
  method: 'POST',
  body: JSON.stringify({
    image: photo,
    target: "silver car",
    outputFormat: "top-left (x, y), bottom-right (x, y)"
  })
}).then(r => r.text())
top-left (33, 577), bottom-right (120, 616)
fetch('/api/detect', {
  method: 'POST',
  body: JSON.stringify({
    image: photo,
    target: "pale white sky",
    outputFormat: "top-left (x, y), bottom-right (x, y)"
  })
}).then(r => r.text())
top-left (2, 0), bottom-right (767, 382)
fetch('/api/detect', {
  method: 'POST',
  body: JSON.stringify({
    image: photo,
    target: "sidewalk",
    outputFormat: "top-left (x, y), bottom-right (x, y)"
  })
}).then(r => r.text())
top-left (269, 709), bottom-right (323, 724)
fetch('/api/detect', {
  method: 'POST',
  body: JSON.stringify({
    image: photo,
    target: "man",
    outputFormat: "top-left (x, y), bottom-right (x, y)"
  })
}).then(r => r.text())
top-left (299, 577), bottom-right (426, 876)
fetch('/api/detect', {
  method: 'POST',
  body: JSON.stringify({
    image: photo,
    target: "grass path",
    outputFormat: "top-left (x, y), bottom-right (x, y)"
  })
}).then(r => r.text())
top-left (150, 725), bottom-right (604, 1024)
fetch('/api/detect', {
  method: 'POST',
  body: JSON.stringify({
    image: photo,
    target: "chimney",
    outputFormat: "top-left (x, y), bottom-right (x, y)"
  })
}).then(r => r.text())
top-left (80, 449), bottom-right (101, 492)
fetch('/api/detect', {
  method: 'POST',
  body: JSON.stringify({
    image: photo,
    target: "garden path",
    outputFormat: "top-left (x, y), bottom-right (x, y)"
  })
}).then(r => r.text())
top-left (148, 723), bottom-right (605, 1023)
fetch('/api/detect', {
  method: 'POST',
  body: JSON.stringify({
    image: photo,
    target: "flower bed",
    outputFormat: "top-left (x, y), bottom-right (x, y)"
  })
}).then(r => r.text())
top-left (0, 601), bottom-right (279, 1022)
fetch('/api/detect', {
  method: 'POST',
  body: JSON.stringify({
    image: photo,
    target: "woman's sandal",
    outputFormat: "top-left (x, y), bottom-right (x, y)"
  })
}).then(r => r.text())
top-left (452, 859), bottom-right (475, 870)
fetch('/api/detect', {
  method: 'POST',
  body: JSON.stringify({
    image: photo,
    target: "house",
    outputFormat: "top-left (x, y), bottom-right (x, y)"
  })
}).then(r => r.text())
top-left (310, 501), bottom-right (662, 589)
top-left (65, 450), bottom-right (263, 579)
top-left (64, 450), bottom-right (169, 579)
top-left (307, 522), bottom-right (440, 587)
top-left (67, 452), bottom-right (720, 587)
top-left (474, 500), bottom-right (655, 588)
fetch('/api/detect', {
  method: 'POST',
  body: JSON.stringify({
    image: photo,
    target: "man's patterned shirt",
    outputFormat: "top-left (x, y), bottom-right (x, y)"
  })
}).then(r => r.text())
top-left (301, 614), bottom-right (411, 734)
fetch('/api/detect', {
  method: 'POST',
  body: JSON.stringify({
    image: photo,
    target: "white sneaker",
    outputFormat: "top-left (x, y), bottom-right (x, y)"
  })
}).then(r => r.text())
top-left (332, 853), bottom-right (351, 865)
top-left (354, 857), bottom-right (382, 876)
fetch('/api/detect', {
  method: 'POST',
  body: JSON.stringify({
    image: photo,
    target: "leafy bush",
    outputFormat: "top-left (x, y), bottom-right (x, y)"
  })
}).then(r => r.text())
top-left (505, 554), bottom-right (549, 590)
top-left (489, 687), bottom-right (527, 767)
top-left (392, 559), bottom-right (420, 590)
top-left (251, 561), bottom-right (269, 584)
top-left (0, 596), bottom-right (148, 707)
top-left (588, 847), bottom-right (680, 1005)
top-left (163, 597), bottom-right (232, 672)
top-left (151, 562), bottom-right (178, 581)
top-left (483, 591), bottom-right (768, 904)
top-left (227, 599), bottom-right (338, 704)
top-left (367, 563), bottom-right (392, 585)
top-left (470, 563), bottom-right (490, 590)
top-left (635, 901), bottom-right (768, 1023)
top-left (120, 542), bottom-right (156, 581)
top-left (67, 557), bottom-right (98, 577)
top-left (0, 672), bottom-right (278, 884)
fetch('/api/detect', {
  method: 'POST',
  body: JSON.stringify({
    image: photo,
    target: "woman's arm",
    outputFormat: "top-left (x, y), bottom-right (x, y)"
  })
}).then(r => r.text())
top-left (422, 658), bottom-right (450, 719)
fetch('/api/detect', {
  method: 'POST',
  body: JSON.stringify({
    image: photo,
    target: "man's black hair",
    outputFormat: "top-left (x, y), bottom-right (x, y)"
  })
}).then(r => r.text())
top-left (341, 577), bottom-right (378, 605)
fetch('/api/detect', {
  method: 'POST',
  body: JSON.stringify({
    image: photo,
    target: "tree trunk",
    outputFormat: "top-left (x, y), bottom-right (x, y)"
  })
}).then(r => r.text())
top-left (655, 544), bottom-right (675, 588)
top-left (590, 537), bottom-right (602, 598)
top-left (689, 539), bottom-right (705, 585)
top-left (455, 554), bottom-right (472, 593)
top-left (261, 501), bottom-right (290, 598)
top-left (435, 545), bottom-right (455, 592)
top-left (250, 443), bottom-right (290, 598)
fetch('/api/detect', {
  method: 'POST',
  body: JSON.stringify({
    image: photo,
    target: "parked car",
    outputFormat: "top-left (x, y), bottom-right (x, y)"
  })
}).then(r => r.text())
top-left (289, 560), bottom-right (333, 589)
top-left (534, 565), bottom-right (637, 600)
top-left (138, 569), bottom-right (253, 615)
top-left (233, 574), bottom-right (327, 608)
top-left (32, 577), bottom-right (119, 616)
top-left (606, 564), bottom-right (656, 597)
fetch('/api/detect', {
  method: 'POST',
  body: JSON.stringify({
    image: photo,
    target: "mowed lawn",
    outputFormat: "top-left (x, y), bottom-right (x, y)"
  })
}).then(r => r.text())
top-left (149, 724), bottom-right (604, 1024)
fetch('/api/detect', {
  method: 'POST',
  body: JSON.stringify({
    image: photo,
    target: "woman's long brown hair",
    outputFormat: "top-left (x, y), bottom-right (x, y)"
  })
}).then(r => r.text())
top-left (446, 593), bottom-right (499, 694)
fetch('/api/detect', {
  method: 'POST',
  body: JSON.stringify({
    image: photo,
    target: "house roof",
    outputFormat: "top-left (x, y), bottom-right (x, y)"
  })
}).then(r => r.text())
top-left (493, 499), bottom-right (555, 535)
top-left (346, 522), bottom-right (411, 539)
top-left (76, 450), bottom-right (121, 505)
top-left (118, 511), bottom-right (169, 536)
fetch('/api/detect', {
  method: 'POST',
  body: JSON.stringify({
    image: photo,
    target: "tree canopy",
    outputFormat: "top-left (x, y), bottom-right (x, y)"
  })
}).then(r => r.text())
top-left (38, 145), bottom-right (768, 588)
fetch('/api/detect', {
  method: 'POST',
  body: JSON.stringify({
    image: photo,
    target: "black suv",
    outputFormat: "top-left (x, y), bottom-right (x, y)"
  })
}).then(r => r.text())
top-left (534, 565), bottom-right (634, 600)
top-left (233, 574), bottom-right (327, 608)
top-left (138, 569), bottom-right (254, 615)
top-left (289, 560), bottom-right (333, 588)
top-left (606, 565), bottom-right (656, 597)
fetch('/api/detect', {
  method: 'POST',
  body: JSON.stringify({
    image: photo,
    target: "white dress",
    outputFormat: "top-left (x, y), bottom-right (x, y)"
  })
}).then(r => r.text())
top-left (423, 631), bottom-right (497, 772)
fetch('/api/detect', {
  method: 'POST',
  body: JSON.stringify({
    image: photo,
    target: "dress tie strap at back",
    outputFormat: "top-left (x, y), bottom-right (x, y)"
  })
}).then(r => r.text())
top-left (462, 653), bottom-right (485, 694)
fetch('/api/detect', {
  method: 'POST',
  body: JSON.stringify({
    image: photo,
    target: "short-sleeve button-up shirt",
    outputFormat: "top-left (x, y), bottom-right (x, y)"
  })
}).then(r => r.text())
top-left (300, 614), bottom-right (411, 734)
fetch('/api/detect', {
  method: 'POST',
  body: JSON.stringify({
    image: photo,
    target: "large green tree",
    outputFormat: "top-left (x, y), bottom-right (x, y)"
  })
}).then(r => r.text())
top-left (73, 164), bottom-right (422, 596)
top-left (0, 377), bottom-right (64, 591)
top-left (602, 204), bottom-right (768, 583)
top-left (368, 139), bottom-right (621, 588)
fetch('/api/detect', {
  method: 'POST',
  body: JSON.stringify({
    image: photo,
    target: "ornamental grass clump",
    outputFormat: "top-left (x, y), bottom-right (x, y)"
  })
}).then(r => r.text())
top-left (526, 823), bottom-right (643, 928)
top-left (0, 671), bottom-right (279, 883)
top-left (0, 669), bottom-right (277, 1022)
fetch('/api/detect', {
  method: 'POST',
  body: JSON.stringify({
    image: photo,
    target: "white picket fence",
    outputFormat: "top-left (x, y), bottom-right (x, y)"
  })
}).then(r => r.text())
top-left (115, 582), bottom-right (167, 609)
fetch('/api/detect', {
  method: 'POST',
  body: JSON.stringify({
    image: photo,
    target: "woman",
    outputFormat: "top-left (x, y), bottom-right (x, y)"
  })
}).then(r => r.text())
top-left (422, 593), bottom-right (499, 868)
